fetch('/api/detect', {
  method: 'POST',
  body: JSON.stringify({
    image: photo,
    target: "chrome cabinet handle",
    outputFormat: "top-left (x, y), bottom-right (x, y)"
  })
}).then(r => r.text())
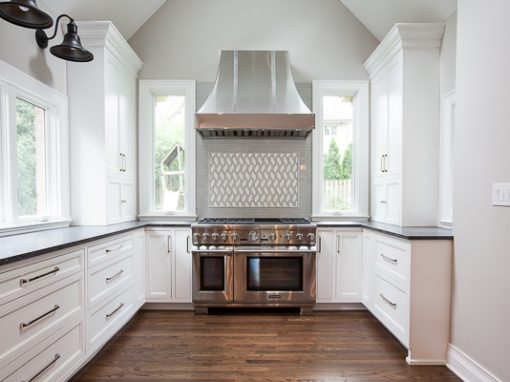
top-left (20, 305), bottom-right (60, 330)
top-left (123, 153), bottom-right (127, 172)
top-left (383, 154), bottom-right (388, 172)
top-left (186, 235), bottom-right (190, 253)
top-left (22, 353), bottom-right (61, 382)
top-left (381, 154), bottom-right (384, 173)
top-left (106, 302), bottom-right (124, 319)
top-left (317, 235), bottom-right (322, 253)
top-left (106, 269), bottom-right (124, 283)
top-left (380, 200), bottom-right (387, 204)
top-left (20, 267), bottom-right (60, 286)
top-left (380, 253), bottom-right (398, 264)
top-left (167, 235), bottom-right (172, 253)
top-left (120, 199), bottom-right (127, 204)
top-left (336, 235), bottom-right (341, 255)
top-left (380, 293), bottom-right (397, 308)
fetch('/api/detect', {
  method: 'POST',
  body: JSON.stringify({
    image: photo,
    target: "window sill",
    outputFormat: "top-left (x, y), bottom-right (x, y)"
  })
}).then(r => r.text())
top-left (311, 214), bottom-right (370, 222)
top-left (0, 219), bottom-right (72, 237)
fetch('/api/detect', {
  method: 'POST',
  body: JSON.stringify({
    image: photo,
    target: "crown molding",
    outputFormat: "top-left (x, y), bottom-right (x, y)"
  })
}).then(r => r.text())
top-left (74, 21), bottom-right (143, 76)
top-left (364, 23), bottom-right (445, 77)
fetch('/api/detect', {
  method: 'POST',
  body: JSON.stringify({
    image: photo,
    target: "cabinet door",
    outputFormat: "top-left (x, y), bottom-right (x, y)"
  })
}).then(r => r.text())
top-left (118, 72), bottom-right (136, 180)
top-left (335, 231), bottom-right (362, 302)
top-left (106, 179), bottom-right (122, 223)
top-left (387, 57), bottom-right (402, 176)
top-left (173, 229), bottom-right (192, 302)
top-left (361, 231), bottom-right (374, 309)
top-left (133, 230), bottom-right (146, 308)
top-left (120, 181), bottom-right (136, 220)
top-left (371, 71), bottom-right (388, 179)
top-left (105, 56), bottom-right (121, 175)
top-left (316, 229), bottom-right (335, 302)
top-left (145, 230), bottom-right (172, 302)
top-left (385, 179), bottom-right (401, 225)
top-left (371, 183), bottom-right (387, 222)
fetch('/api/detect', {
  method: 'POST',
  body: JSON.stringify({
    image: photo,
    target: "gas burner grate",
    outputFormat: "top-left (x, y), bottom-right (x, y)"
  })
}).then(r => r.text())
top-left (198, 218), bottom-right (256, 224)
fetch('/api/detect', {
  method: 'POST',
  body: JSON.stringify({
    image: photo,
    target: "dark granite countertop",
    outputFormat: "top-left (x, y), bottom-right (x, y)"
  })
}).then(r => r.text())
top-left (316, 221), bottom-right (453, 240)
top-left (0, 221), bottom-right (192, 266)
top-left (0, 219), bottom-right (452, 267)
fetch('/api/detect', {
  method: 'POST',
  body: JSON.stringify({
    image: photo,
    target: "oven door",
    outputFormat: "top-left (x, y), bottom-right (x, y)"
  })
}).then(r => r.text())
top-left (192, 247), bottom-right (234, 303)
top-left (234, 247), bottom-right (316, 304)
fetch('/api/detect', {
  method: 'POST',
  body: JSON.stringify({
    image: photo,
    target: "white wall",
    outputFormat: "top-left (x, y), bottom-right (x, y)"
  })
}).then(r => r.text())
top-left (128, 0), bottom-right (379, 81)
top-left (0, 0), bottom-right (67, 93)
top-left (451, 0), bottom-right (510, 380)
top-left (440, 11), bottom-right (457, 96)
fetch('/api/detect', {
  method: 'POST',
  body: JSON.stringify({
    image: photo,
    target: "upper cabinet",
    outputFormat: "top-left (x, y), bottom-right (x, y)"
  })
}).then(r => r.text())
top-left (68, 22), bottom-right (143, 225)
top-left (364, 23), bottom-right (445, 226)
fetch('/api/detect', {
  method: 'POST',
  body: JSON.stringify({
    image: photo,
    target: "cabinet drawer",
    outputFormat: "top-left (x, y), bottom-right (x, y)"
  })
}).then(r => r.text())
top-left (0, 250), bottom-right (83, 305)
top-left (88, 254), bottom-right (133, 310)
top-left (87, 286), bottom-right (133, 354)
top-left (3, 324), bottom-right (83, 382)
top-left (88, 236), bottom-right (134, 267)
top-left (373, 275), bottom-right (409, 347)
top-left (0, 274), bottom-right (83, 366)
top-left (374, 237), bottom-right (410, 292)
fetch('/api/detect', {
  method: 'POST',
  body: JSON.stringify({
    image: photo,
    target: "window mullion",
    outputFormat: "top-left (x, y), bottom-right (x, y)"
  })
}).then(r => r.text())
top-left (5, 87), bottom-right (18, 222)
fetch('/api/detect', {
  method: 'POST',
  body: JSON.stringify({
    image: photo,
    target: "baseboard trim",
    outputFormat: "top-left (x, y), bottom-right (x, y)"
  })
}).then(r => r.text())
top-left (406, 356), bottom-right (446, 366)
top-left (446, 344), bottom-right (501, 382)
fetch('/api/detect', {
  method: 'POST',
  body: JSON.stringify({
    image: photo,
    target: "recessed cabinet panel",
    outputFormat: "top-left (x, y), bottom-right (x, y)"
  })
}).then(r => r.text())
top-left (145, 231), bottom-right (172, 301)
top-left (386, 180), bottom-right (400, 225)
top-left (316, 230), bottom-right (335, 302)
top-left (335, 233), bottom-right (362, 302)
top-left (106, 179), bottom-right (122, 223)
top-left (105, 57), bottom-right (121, 176)
top-left (173, 229), bottom-right (191, 302)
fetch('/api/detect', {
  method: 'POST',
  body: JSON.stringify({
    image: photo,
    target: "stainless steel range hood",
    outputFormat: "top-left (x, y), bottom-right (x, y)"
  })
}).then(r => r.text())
top-left (196, 50), bottom-right (315, 138)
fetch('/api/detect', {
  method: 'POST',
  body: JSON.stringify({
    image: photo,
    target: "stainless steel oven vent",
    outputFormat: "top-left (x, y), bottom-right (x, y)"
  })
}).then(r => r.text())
top-left (196, 50), bottom-right (315, 138)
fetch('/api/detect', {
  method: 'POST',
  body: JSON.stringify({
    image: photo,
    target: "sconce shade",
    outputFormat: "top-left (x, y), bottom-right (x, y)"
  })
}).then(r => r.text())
top-left (36, 20), bottom-right (94, 62)
top-left (0, 0), bottom-right (53, 29)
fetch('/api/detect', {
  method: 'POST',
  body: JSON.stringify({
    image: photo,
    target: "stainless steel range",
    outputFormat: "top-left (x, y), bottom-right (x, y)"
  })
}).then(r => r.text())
top-left (191, 218), bottom-right (317, 315)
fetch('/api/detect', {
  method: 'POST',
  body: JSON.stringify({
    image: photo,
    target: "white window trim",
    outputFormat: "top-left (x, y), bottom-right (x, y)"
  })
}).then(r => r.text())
top-left (0, 59), bottom-right (70, 236)
top-left (138, 80), bottom-right (196, 220)
top-left (438, 90), bottom-right (455, 227)
top-left (311, 81), bottom-right (369, 219)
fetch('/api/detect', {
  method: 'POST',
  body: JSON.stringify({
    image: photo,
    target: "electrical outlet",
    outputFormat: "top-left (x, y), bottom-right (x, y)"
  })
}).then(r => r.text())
top-left (492, 183), bottom-right (510, 206)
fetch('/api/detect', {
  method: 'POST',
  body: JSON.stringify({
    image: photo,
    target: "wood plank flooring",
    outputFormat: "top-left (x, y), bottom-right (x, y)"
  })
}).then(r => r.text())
top-left (71, 310), bottom-right (460, 381)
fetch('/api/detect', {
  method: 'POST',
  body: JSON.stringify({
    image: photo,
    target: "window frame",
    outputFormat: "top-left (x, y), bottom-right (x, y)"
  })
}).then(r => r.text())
top-left (0, 59), bottom-right (70, 235)
top-left (138, 80), bottom-right (196, 219)
top-left (312, 81), bottom-right (369, 219)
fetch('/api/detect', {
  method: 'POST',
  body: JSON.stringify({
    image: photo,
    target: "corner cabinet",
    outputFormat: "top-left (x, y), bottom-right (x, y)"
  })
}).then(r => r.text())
top-left (362, 230), bottom-right (452, 365)
top-left (364, 23), bottom-right (445, 226)
top-left (145, 228), bottom-right (192, 303)
top-left (316, 228), bottom-right (363, 303)
top-left (68, 21), bottom-right (143, 225)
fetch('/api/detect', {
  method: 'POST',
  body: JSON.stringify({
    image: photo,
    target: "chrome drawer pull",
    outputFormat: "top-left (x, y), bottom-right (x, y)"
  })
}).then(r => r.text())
top-left (106, 269), bottom-right (124, 283)
top-left (380, 254), bottom-right (398, 264)
top-left (20, 267), bottom-right (60, 286)
top-left (20, 305), bottom-right (60, 330)
top-left (106, 302), bottom-right (124, 319)
top-left (380, 293), bottom-right (397, 308)
top-left (22, 353), bottom-right (61, 382)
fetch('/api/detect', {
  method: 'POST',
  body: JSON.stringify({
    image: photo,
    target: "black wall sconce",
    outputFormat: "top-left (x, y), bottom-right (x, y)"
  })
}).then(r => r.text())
top-left (0, 0), bottom-right (93, 62)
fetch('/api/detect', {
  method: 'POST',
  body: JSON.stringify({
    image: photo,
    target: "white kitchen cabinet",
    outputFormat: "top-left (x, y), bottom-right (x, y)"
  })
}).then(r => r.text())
top-left (361, 229), bottom-right (452, 365)
top-left (364, 23), bottom-right (445, 226)
top-left (68, 21), bottom-right (143, 225)
top-left (145, 228), bottom-right (192, 303)
top-left (316, 228), bottom-right (362, 303)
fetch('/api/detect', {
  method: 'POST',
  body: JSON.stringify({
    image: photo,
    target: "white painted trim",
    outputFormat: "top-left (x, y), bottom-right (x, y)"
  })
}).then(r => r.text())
top-left (311, 80), bottom-right (369, 218)
top-left (406, 356), bottom-right (446, 366)
top-left (447, 344), bottom-right (502, 382)
top-left (0, 220), bottom-right (71, 237)
top-left (0, 59), bottom-right (70, 232)
top-left (364, 23), bottom-right (446, 78)
top-left (138, 80), bottom-right (196, 217)
top-left (438, 90), bottom-right (455, 226)
top-left (75, 21), bottom-right (143, 77)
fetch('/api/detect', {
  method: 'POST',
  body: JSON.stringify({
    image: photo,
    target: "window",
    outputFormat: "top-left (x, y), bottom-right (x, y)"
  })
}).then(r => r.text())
top-left (0, 60), bottom-right (70, 233)
top-left (312, 81), bottom-right (369, 218)
top-left (139, 80), bottom-right (196, 218)
top-left (439, 91), bottom-right (455, 226)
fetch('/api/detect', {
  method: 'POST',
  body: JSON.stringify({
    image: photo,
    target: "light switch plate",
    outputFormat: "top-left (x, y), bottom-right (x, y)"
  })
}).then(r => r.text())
top-left (492, 183), bottom-right (510, 206)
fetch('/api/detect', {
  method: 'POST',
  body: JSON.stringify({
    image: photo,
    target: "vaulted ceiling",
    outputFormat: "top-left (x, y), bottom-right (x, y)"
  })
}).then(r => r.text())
top-left (43, 0), bottom-right (167, 39)
top-left (340, 0), bottom-right (457, 40)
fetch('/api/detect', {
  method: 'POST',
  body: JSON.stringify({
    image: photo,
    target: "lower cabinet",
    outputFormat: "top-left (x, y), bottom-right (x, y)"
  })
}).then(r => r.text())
top-left (106, 178), bottom-right (136, 224)
top-left (145, 228), bottom-right (192, 303)
top-left (361, 230), bottom-right (452, 365)
top-left (316, 228), bottom-right (363, 303)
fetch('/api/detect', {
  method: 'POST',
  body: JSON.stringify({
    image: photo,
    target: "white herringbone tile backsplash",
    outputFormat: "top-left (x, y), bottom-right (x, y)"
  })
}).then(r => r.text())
top-left (209, 152), bottom-right (299, 208)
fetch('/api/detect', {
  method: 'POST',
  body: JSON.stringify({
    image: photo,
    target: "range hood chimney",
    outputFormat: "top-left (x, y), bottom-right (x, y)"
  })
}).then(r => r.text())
top-left (196, 50), bottom-right (315, 138)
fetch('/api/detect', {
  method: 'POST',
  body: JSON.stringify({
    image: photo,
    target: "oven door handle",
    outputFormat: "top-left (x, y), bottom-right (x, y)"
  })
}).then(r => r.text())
top-left (234, 248), bottom-right (317, 254)
top-left (192, 249), bottom-right (234, 255)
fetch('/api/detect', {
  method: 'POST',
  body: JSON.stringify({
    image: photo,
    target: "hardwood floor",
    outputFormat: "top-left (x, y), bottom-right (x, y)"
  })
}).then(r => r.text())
top-left (72, 310), bottom-right (460, 381)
